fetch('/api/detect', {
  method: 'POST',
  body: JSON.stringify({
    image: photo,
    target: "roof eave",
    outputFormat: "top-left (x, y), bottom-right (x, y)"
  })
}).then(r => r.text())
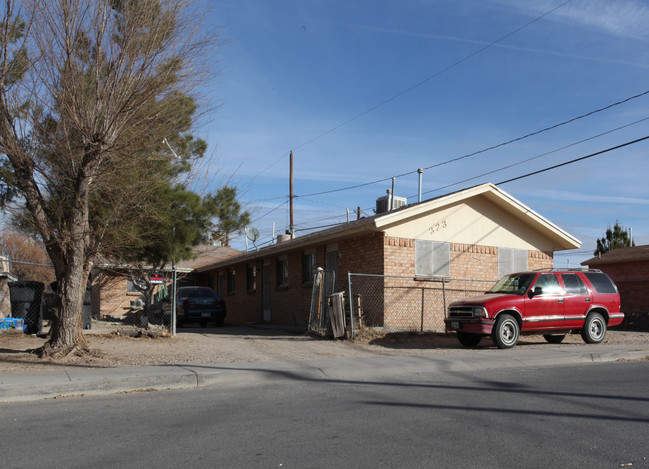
top-left (196, 219), bottom-right (380, 272)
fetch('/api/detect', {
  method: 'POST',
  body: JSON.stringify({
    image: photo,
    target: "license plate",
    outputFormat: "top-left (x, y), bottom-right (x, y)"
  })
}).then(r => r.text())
top-left (451, 321), bottom-right (459, 329)
top-left (202, 312), bottom-right (211, 318)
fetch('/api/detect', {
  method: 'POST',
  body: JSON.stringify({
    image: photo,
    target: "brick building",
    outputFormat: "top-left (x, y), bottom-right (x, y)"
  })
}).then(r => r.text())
top-left (195, 183), bottom-right (580, 330)
top-left (582, 245), bottom-right (649, 315)
top-left (92, 245), bottom-right (239, 319)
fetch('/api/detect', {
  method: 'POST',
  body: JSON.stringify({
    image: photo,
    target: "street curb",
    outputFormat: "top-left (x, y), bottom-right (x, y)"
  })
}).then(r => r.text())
top-left (0, 366), bottom-right (200, 402)
top-left (1, 349), bottom-right (648, 403)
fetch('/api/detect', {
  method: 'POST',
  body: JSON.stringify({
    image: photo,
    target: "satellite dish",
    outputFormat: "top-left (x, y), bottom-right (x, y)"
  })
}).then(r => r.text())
top-left (245, 227), bottom-right (260, 243)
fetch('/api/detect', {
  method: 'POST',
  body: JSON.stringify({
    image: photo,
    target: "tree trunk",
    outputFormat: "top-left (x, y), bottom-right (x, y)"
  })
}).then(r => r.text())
top-left (36, 250), bottom-right (91, 357)
top-left (37, 165), bottom-right (96, 357)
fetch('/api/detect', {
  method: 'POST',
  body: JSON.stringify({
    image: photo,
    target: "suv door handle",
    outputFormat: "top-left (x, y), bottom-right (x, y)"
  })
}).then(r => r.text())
top-left (585, 298), bottom-right (591, 302)
top-left (558, 299), bottom-right (564, 303)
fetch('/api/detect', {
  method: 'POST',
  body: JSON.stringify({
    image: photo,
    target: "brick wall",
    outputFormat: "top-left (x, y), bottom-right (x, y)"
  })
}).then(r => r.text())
top-left (339, 232), bottom-right (384, 276)
top-left (381, 237), bottom-right (552, 280)
top-left (377, 236), bottom-right (553, 331)
top-left (593, 261), bottom-right (649, 314)
top-left (450, 243), bottom-right (499, 280)
top-left (266, 248), bottom-right (322, 324)
top-left (198, 262), bottom-right (263, 324)
top-left (96, 274), bottom-right (138, 318)
top-left (599, 261), bottom-right (649, 283)
top-left (199, 232), bottom-right (555, 328)
top-left (528, 250), bottom-right (554, 270)
top-left (383, 237), bottom-right (415, 276)
top-left (205, 245), bottom-right (331, 325)
top-left (615, 280), bottom-right (649, 314)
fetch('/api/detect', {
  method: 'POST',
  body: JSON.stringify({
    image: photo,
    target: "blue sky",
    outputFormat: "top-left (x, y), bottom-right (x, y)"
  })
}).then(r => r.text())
top-left (195, 0), bottom-right (649, 267)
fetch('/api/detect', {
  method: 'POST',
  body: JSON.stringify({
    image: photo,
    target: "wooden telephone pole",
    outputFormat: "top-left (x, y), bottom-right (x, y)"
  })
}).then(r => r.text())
top-left (289, 150), bottom-right (294, 236)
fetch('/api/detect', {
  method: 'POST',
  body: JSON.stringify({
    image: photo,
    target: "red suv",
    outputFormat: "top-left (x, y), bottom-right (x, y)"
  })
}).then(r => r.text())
top-left (445, 269), bottom-right (624, 349)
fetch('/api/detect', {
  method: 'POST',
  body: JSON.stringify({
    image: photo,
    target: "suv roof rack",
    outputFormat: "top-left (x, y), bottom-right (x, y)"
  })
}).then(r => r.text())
top-left (533, 268), bottom-right (602, 273)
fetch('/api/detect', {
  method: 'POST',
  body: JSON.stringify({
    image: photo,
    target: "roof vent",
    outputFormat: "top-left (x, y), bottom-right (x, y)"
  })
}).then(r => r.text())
top-left (376, 190), bottom-right (407, 214)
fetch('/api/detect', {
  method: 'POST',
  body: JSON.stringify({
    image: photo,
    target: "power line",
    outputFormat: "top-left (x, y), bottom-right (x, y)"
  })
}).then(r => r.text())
top-left (417, 114), bottom-right (649, 198)
top-left (259, 136), bottom-right (649, 235)
top-left (497, 135), bottom-right (649, 185)
top-left (420, 90), bottom-right (649, 172)
top-left (245, 0), bottom-right (573, 187)
top-left (296, 88), bottom-right (649, 199)
top-left (252, 199), bottom-right (288, 222)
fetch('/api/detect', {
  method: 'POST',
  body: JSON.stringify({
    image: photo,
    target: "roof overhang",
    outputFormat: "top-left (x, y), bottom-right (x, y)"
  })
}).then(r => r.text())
top-left (195, 219), bottom-right (380, 272)
top-left (95, 263), bottom-right (194, 274)
top-left (197, 183), bottom-right (581, 272)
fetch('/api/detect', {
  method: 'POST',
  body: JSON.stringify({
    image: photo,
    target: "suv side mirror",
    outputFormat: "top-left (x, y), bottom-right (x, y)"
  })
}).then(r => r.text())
top-left (529, 286), bottom-right (543, 298)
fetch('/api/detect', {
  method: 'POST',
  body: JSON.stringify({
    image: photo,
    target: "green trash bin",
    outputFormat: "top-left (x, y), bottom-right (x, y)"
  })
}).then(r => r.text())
top-left (8, 281), bottom-right (44, 335)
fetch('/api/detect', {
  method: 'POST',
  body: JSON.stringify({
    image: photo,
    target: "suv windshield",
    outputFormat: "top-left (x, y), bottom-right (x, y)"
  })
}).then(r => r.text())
top-left (488, 273), bottom-right (536, 295)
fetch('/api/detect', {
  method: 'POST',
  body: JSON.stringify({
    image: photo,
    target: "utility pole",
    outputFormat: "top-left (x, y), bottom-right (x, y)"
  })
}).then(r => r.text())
top-left (289, 150), bottom-right (294, 237)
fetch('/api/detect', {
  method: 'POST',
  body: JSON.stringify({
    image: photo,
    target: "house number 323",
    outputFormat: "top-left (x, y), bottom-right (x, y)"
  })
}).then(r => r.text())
top-left (429, 220), bottom-right (447, 234)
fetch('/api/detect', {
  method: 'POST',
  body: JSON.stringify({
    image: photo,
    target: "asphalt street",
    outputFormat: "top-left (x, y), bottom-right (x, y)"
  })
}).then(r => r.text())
top-left (2, 360), bottom-right (649, 469)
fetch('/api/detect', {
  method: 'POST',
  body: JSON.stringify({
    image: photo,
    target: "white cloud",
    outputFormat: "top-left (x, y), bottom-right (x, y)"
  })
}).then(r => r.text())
top-left (496, 0), bottom-right (649, 40)
top-left (559, 0), bottom-right (649, 40)
top-left (535, 189), bottom-right (649, 205)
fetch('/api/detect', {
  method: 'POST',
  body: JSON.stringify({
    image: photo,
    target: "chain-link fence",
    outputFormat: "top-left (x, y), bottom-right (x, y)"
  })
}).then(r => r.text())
top-left (92, 268), bottom-right (189, 332)
top-left (0, 255), bottom-right (185, 334)
top-left (0, 256), bottom-right (52, 334)
top-left (347, 273), bottom-right (494, 338)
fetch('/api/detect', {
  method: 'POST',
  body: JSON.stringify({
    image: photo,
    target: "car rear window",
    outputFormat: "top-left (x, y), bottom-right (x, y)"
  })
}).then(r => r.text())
top-left (177, 287), bottom-right (218, 299)
top-left (194, 288), bottom-right (218, 298)
top-left (583, 272), bottom-right (618, 294)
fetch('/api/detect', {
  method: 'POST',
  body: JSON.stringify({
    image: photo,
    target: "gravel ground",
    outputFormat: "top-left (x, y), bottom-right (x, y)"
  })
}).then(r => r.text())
top-left (1, 323), bottom-right (648, 373)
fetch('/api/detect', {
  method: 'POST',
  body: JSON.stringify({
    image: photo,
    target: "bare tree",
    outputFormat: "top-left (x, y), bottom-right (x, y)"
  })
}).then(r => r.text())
top-left (0, 0), bottom-right (215, 357)
top-left (0, 230), bottom-right (55, 283)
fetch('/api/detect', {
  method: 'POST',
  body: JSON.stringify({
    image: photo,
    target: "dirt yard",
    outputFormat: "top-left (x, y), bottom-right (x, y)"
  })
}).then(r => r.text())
top-left (1, 323), bottom-right (648, 373)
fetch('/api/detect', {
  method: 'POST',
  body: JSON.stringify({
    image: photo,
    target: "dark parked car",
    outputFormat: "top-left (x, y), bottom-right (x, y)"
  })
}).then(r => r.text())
top-left (175, 286), bottom-right (226, 328)
top-left (445, 269), bottom-right (623, 349)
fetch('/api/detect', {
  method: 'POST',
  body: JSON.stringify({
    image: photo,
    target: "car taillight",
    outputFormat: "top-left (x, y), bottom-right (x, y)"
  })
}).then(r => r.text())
top-left (183, 299), bottom-right (195, 308)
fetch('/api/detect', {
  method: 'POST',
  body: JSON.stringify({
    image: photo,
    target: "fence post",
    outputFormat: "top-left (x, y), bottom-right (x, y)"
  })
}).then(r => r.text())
top-left (442, 279), bottom-right (447, 320)
top-left (420, 288), bottom-right (425, 332)
top-left (347, 272), bottom-right (354, 339)
top-left (171, 261), bottom-right (177, 336)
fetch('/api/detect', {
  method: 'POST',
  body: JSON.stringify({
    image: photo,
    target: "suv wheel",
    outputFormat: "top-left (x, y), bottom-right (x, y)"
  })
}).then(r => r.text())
top-left (492, 314), bottom-right (519, 349)
top-left (456, 332), bottom-right (481, 347)
top-left (581, 312), bottom-right (606, 344)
